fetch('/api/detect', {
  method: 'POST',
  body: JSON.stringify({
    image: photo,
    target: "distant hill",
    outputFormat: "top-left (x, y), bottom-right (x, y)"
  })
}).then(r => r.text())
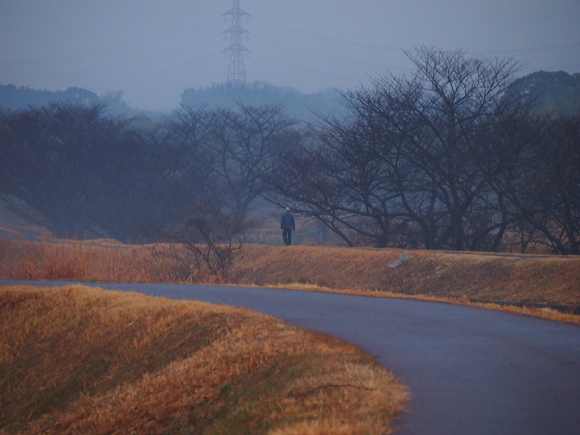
top-left (180, 81), bottom-right (347, 121)
top-left (0, 81), bottom-right (346, 121)
top-left (504, 71), bottom-right (580, 116)
top-left (0, 85), bottom-right (140, 117)
top-left (5, 72), bottom-right (576, 121)
top-left (0, 85), bottom-right (99, 109)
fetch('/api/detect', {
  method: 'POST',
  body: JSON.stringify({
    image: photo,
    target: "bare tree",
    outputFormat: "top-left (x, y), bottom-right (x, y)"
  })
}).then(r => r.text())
top-left (484, 112), bottom-right (580, 254)
top-left (0, 102), bottom-right (151, 240)
top-left (141, 103), bottom-right (298, 278)
top-left (366, 47), bottom-right (522, 250)
top-left (137, 107), bottom-right (239, 279)
top-left (267, 109), bottom-right (411, 247)
top-left (269, 47), bottom-right (531, 251)
top-left (535, 114), bottom-right (580, 254)
top-left (206, 103), bottom-right (298, 220)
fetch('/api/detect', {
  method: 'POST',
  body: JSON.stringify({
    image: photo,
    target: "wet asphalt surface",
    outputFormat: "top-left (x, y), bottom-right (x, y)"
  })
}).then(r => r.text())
top-left (3, 280), bottom-right (580, 435)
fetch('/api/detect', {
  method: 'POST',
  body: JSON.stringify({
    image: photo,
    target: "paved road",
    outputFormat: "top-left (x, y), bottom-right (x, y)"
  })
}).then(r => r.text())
top-left (3, 280), bottom-right (580, 435)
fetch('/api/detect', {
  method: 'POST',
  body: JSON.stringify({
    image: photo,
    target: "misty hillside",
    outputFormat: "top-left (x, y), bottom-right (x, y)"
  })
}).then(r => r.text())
top-left (180, 81), bottom-right (347, 121)
top-left (504, 71), bottom-right (580, 116)
top-left (0, 81), bottom-right (347, 121)
top-left (0, 85), bottom-right (144, 117)
top-left (2, 72), bottom-right (578, 121)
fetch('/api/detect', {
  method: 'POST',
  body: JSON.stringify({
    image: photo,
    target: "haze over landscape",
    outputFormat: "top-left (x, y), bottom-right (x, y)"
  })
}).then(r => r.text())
top-left (2, 3), bottom-right (580, 433)
top-left (1, 0), bottom-right (579, 111)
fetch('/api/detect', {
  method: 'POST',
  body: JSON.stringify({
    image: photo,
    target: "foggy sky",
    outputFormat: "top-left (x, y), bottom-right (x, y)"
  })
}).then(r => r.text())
top-left (1, 0), bottom-right (579, 111)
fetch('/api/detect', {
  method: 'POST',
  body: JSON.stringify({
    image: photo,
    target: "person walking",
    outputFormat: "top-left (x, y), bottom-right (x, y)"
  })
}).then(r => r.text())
top-left (280, 207), bottom-right (296, 246)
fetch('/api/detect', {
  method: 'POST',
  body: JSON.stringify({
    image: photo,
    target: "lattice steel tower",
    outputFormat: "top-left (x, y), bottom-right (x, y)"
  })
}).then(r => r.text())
top-left (223, 0), bottom-right (250, 86)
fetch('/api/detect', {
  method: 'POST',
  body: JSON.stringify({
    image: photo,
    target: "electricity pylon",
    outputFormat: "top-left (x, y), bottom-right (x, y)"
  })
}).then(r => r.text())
top-left (223, 0), bottom-right (250, 86)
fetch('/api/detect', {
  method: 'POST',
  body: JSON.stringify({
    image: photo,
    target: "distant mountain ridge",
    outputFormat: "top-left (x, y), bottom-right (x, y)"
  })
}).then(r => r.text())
top-left (180, 81), bottom-right (347, 121)
top-left (2, 71), bottom-right (578, 119)
top-left (0, 81), bottom-right (346, 121)
top-left (0, 85), bottom-right (100, 109)
top-left (0, 85), bottom-right (138, 117)
top-left (504, 71), bottom-right (580, 116)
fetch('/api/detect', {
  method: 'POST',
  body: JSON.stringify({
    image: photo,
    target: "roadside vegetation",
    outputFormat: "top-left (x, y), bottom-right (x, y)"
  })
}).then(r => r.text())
top-left (0, 285), bottom-right (408, 434)
top-left (1, 237), bottom-right (578, 324)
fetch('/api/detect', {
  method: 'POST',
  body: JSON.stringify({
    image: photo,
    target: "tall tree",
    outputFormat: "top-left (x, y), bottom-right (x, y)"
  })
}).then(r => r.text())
top-left (0, 103), bottom-right (149, 240)
top-left (271, 47), bottom-right (525, 250)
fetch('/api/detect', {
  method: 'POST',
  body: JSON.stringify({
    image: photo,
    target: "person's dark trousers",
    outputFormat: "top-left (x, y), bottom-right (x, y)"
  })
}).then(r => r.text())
top-left (283, 229), bottom-right (292, 246)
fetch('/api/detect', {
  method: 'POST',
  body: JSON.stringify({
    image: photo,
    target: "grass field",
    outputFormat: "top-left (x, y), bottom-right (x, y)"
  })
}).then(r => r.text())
top-left (0, 285), bottom-right (408, 434)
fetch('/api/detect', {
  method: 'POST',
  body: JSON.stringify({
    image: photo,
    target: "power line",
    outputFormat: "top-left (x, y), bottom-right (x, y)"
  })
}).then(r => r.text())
top-left (251, 16), bottom-right (401, 52)
top-left (0, 16), bottom-right (223, 67)
top-left (6, 37), bottom-right (225, 84)
top-left (251, 34), bottom-right (389, 69)
top-left (252, 52), bottom-right (358, 84)
top-left (467, 42), bottom-right (580, 56)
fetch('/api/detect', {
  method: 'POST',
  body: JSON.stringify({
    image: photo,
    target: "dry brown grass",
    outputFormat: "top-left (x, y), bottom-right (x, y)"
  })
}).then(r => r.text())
top-left (1, 238), bottom-right (576, 431)
top-left (1, 237), bottom-right (579, 323)
top-left (0, 285), bottom-right (408, 435)
top-left (230, 245), bottom-right (580, 304)
top-left (0, 238), bottom-right (198, 283)
top-left (230, 246), bottom-right (580, 324)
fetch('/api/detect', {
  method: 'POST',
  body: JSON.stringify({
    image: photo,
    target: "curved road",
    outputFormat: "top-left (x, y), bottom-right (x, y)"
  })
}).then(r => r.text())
top-left (3, 280), bottom-right (580, 435)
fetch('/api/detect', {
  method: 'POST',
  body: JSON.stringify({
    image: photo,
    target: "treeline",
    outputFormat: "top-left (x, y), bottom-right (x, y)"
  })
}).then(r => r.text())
top-left (271, 48), bottom-right (579, 254)
top-left (0, 82), bottom-right (346, 122)
top-left (0, 102), bottom-right (296, 273)
top-left (181, 82), bottom-right (346, 120)
top-left (3, 70), bottom-right (578, 120)
top-left (0, 85), bottom-right (140, 117)
top-left (1, 48), bottom-right (579, 255)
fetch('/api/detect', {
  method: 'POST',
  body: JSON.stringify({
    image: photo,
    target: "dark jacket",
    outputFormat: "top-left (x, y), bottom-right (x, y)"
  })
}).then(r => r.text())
top-left (281, 212), bottom-right (295, 230)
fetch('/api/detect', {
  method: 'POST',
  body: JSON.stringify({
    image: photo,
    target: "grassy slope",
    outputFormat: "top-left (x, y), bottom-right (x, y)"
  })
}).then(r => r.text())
top-left (229, 246), bottom-right (580, 324)
top-left (230, 246), bottom-right (580, 306)
top-left (3, 238), bottom-right (578, 306)
top-left (1, 240), bottom-right (577, 431)
top-left (0, 285), bottom-right (408, 435)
